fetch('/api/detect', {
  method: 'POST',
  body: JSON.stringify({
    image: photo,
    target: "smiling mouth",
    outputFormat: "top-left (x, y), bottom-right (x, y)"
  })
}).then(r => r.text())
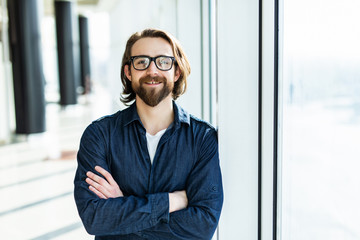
top-left (145, 80), bottom-right (161, 85)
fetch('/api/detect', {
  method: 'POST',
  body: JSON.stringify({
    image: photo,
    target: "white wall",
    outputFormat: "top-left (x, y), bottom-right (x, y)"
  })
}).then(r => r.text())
top-left (0, 44), bottom-right (9, 144)
top-left (217, 0), bottom-right (259, 239)
top-left (174, 0), bottom-right (202, 118)
top-left (0, 29), bottom-right (15, 144)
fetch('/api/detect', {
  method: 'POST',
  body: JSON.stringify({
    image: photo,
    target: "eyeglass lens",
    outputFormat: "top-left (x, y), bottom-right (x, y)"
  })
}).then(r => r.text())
top-left (132, 56), bottom-right (174, 71)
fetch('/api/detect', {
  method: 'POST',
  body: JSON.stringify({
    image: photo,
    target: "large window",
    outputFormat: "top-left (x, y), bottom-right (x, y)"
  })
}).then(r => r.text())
top-left (280, 0), bottom-right (360, 239)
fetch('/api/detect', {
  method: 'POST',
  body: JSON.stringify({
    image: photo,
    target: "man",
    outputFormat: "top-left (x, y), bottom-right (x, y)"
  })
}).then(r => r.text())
top-left (74, 28), bottom-right (223, 240)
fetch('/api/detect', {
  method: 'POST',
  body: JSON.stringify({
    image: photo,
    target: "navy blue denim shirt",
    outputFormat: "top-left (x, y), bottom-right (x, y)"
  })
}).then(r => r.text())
top-left (74, 101), bottom-right (223, 240)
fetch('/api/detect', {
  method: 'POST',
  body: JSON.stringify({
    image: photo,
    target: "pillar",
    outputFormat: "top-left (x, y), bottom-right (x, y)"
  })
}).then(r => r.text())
top-left (7, 0), bottom-right (46, 134)
top-left (54, 0), bottom-right (80, 105)
top-left (78, 15), bottom-right (91, 94)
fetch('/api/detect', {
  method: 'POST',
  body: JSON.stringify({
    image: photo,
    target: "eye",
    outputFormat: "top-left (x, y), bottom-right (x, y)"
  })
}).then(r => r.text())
top-left (134, 57), bottom-right (149, 67)
top-left (157, 57), bottom-right (171, 66)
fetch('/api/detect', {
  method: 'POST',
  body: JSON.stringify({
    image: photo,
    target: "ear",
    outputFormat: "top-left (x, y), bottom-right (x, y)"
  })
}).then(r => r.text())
top-left (124, 64), bottom-right (132, 81)
top-left (174, 66), bottom-right (180, 82)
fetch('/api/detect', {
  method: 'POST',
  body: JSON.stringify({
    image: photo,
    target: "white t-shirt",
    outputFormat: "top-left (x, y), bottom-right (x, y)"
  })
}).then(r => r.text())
top-left (146, 128), bottom-right (167, 164)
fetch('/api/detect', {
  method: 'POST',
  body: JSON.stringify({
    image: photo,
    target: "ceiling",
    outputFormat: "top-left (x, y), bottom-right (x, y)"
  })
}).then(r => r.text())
top-left (43, 0), bottom-right (119, 16)
top-left (0, 0), bottom-right (118, 34)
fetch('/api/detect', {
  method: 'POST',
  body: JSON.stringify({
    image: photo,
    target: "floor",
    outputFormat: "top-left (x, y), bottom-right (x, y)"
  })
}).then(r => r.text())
top-left (0, 89), bottom-right (116, 240)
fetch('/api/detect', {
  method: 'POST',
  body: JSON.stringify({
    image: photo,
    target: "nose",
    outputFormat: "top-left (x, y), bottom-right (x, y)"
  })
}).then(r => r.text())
top-left (146, 60), bottom-right (158, 75)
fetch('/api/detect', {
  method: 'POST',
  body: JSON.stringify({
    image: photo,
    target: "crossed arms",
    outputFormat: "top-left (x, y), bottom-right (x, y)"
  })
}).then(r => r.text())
top-left (86, 166), bottom-right (188, 213)
top-left (74, 123), bottom-right (223, 239)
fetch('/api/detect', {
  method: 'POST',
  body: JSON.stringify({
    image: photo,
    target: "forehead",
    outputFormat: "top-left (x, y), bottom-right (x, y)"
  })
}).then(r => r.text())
top-left (131, 37), bottom-right (173, 56)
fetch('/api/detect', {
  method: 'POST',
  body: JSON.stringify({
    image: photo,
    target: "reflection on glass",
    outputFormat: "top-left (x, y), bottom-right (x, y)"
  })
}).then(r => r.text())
top-left (281, 0), bottom-right (360, 239)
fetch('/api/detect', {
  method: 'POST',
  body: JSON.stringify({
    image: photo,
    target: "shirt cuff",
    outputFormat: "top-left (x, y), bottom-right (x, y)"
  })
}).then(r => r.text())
top-left (149, 192), bottom-right (169, 224)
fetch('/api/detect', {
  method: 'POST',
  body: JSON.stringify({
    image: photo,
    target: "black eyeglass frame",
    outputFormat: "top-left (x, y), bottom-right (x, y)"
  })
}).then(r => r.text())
top-left (129, 55), bottom-right (176, 71)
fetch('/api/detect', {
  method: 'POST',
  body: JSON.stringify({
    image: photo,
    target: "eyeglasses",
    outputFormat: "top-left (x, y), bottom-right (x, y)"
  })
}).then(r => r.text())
top-left (129, 55), bottom-right (176, 71)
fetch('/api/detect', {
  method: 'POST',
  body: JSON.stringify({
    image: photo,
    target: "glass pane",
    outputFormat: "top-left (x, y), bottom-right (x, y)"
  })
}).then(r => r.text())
top-left (280, 0), bottom-right (360, 239)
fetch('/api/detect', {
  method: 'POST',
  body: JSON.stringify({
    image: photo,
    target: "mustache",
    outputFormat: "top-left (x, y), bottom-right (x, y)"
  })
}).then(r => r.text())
top-left (139, 75), bottom-right (167, 84)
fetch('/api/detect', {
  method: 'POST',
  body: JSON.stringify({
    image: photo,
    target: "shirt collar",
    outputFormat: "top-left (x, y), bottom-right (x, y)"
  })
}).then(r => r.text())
top-left (122, 101), bottom-right (190, 127)
top-left (173, 101), bottom-right (190, 126)
top-left (123, 102), bottom-right (141, 127)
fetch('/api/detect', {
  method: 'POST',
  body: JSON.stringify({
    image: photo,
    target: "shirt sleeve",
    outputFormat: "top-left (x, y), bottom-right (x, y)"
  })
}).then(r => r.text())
top-left (74, 123), bottom-right (170, 236)
top-left (140, 127), bottom-right (224, 240)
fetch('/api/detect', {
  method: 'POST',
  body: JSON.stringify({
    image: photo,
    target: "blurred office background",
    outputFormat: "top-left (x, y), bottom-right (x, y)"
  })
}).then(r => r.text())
top-left (0, 0), bottom-right (360, 239)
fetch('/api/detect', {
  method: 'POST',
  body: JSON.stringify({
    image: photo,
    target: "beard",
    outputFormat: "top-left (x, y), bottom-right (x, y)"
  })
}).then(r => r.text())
top-left (132, 75), bottom-right (173, 107)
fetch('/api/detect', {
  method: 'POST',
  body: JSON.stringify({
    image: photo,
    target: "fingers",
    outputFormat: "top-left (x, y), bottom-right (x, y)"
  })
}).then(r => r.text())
top-left (86, 170), bottom-right (109, 186)
top-left (89, 185), bottom-right (107, 199)
top-left (85, 166), bottom-right (123, 199)
top-left (86, 173), bottom-right (111, 198)
top-left (94, 166), bottom-right (118, 186)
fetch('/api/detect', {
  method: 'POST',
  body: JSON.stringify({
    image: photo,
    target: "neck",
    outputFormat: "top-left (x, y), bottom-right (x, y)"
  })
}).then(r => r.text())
top-left (135, 96), bottom-right (174, 135)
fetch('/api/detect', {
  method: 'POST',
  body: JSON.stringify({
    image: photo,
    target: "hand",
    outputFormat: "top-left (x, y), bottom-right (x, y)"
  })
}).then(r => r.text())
top-left (86, 166), bottom-right (123, 199)
top-left (169, 190), bottom-right (188, 213)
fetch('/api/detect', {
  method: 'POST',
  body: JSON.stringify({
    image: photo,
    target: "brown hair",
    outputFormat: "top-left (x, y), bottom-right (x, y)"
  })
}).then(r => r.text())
top-left (120, 28), bottom-right (191, 105)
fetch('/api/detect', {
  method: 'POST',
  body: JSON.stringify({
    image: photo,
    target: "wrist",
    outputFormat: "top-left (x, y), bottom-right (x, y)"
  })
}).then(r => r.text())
top-left (168, 191), bottom-right (188, 213)
top-left (169, 192), bottom-right (175, 213)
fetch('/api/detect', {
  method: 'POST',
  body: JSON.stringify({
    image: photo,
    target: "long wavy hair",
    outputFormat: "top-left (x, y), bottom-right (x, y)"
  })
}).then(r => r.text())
top-left (120, 29), bottom-right (191, 105)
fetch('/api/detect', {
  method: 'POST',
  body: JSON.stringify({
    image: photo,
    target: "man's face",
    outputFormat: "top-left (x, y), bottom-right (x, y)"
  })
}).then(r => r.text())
top-left (125, 37), bottom-right (180, 107)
